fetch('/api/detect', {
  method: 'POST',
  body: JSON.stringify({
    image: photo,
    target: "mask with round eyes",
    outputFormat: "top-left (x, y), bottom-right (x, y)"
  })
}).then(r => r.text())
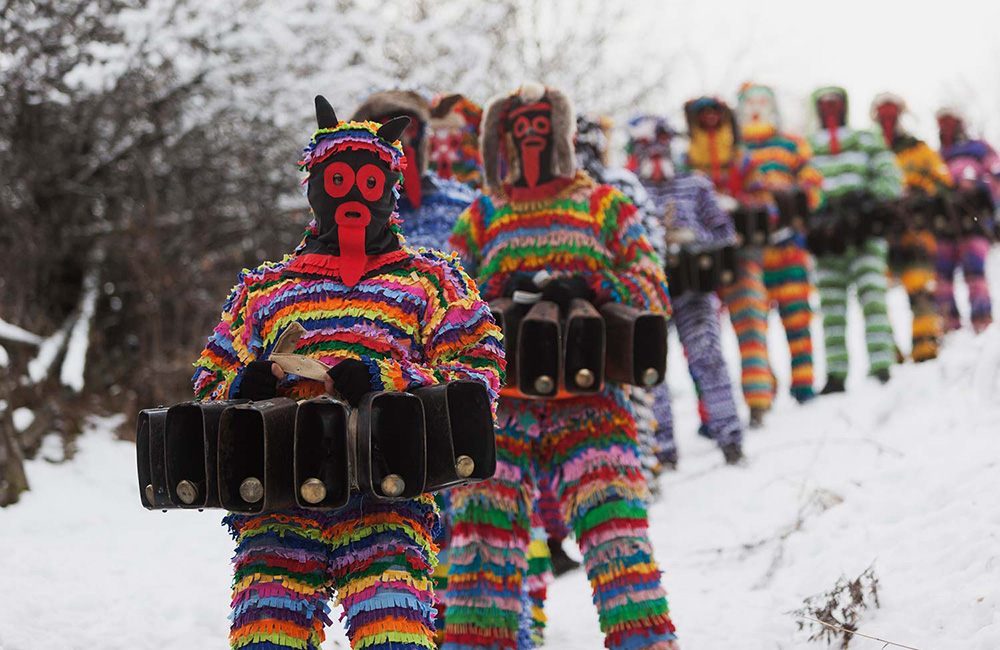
top-left (627, 122), bottom-right (674, 183)
top-left (508, 103), bottom-right (554, 188)
top-left (875, 102), bottom-right (901, 146)
top-left (736, 90), bottom-right (778, 131)
top-left (429, 126), bottom-right (463, 180)
top-left (303, 114), bottom-right (409, 285)
top-left (817, 94), bottom-right (847, 130)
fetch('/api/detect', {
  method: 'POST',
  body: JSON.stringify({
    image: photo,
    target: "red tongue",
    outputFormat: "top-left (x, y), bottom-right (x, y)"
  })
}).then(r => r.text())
top-left (335, 203), bottom-right (372, 287)
top-left (707, 130), bottom-right (722, 187)
top-left (879, 117), bottom-right (895, 147)
top-left (521, 144), bottom-right (542, 188)
top-left (402, 146), bottom-right (422, 208)
top-left (651, 154), bottom-right (664, 182)
top-left (824, 114), bottom-right (841, 154)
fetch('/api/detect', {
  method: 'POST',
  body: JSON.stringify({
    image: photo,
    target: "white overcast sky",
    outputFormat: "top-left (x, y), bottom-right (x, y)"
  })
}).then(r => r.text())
top-left (628, 0), bottom-right (1000, 144)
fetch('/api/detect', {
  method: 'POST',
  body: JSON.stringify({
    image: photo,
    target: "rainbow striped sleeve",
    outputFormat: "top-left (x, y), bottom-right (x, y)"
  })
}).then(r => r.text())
top-left (192, 275), bottom-right (255, 401)
top-left (793, 135), bottom-right (825, 211)
top-left (370, 251), bottom-right (504, 406)
top-left (592, 187), bottom-right (672, 316)
top-left (448, 196), bottom-right (488, 277)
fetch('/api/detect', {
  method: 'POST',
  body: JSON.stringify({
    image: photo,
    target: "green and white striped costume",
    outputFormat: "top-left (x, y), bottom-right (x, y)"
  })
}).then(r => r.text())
top-left (809, 87), bottom-right (903, 380)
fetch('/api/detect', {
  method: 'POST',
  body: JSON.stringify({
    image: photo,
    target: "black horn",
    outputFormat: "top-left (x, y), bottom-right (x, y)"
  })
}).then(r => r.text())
top-left (315, 95), bottom-right (339, 129)
top-left (377, 116), bottom-right (411, 144)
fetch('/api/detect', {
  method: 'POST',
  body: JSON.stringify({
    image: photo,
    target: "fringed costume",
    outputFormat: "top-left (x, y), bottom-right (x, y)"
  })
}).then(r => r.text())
top-left (429, 94), bottom-right (485, 190)
top-left (443, 83), bottom-right (678, 650)
top-left (872, 93), bottom-right (950, 361)
top-left (193, 111), bottom-right (503, 650)
top-left (738, 83), bottom-right (823, 402)
top-left (936, 107), bottom-right (996, 333)
top-left (683, 97), bottom-right (776, 419)
top-left (627, 114), bottom-right (743, 464)
top-left (809, 86), bottom-right (903, 387)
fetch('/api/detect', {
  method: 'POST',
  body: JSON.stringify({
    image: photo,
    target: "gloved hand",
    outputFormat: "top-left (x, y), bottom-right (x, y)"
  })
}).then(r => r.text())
top-left (540, 275), bottom-right (594, 312)
top-left (325, 358), bottom-right (374, 407)
top-left (503, 274), bottom-right (539, 298)
top-left (236, 360), bottom-right (285, 400)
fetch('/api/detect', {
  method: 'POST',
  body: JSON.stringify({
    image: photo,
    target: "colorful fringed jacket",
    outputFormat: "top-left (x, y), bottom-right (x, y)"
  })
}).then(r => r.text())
top-left (397, 173), bottom-right (478, 253)
top-left (742, 125), bottom-right (825, 211)
top-left (640, 172), bottom-right (738, 259)
top-left (940, 139), bottom-right (1000, 204)
top-left (888, 135), bottom-right (953, 197)
top-left (192, 241), bottom-right (504, 406)
top-left (809, 127), bottom-right (903, 203)
top-left (448, 170), bottom-right (671, 317)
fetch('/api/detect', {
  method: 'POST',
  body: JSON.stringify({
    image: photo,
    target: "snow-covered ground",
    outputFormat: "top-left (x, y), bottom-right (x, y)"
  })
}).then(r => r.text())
top-left (1, 253), bottom-right (998, 650)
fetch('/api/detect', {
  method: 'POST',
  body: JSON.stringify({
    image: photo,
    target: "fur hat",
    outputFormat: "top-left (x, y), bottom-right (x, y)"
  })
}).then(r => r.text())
top-left (870, 91), bottom-right (907, 120)
top-left (351, 90), bottom-right (431, 174)
top-left (480, 82), bottom-right (576, 192)
top-left (935, 105), bottom-right (966, 123)
top-left (683, 96), bottom-right (740, 143)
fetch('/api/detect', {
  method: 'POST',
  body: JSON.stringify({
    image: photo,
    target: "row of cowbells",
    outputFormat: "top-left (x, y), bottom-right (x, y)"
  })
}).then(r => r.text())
top-left (136, 381), bottom-right (495, 513)
top-left (489, 300), bottom-right (668, 398)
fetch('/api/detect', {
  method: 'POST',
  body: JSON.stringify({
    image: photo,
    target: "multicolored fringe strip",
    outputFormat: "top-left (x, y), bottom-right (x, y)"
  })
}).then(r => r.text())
top-left (719, 250), bottom-right (776, 411)
top-left (224, 496), bottom-right (440, 650)
top-left (816, 238), bottom-right (896, 379)
top-left (763, 241), bottom-right (815, 400)
top-left (191, 245), bottom-right (503, 408)
top-left (892, 229), bottom-right (941, 361)
top-left (659, 292), bottom-right (743, 449)
top-left (443, 390), bottom-right (677, 650)
top-left (526, 507), bottom-right (552, 646)
top-left (936, 235), bottom-right (993, 334)
top-left (448, 171), bottom-right (671, 316)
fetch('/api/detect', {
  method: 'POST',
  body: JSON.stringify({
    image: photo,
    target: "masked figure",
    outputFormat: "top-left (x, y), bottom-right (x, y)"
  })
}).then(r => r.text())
top-left (934, 106), bottom-right (996, 333)
top-left (629, 113), bottom-right (745, 464)
top-left (807, 86), bottom-right (903, 392)
top-left (443, 83), bottom-right (678, 650)
top-left (579, 114), bottom-right (673, 473)
top-left (737, 83), bottom-right (823, 402)
top-left (870, 93), bottom-right (951, 360)
top-left (428, 93), bottom-right (484, 190)
top-left (192, 97), bottom-right (504, 650)
top-left (684, 96), bottom-right (776, 425)
top-left (352, 90), bottom-right (476, 253)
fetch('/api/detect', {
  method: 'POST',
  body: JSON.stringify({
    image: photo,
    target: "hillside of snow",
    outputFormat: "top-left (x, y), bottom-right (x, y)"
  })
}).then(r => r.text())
top-left (0, 252), bottom-right (998, 650)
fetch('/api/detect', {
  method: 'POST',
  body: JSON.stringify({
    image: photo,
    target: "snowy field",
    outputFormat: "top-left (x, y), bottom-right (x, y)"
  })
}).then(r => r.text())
top-left (1, 252), bottom-right (998, 650)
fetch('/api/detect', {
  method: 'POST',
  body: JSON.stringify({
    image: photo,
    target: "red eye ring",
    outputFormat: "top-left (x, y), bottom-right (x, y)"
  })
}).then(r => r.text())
top-left (356, 164), bottom-right (385, 201)
top-left (532, 116), bottom-right (550, 134)
top-left (513, 116), bottom-right (530, 138)
top-left (324, 162), bottom-right (355, 198)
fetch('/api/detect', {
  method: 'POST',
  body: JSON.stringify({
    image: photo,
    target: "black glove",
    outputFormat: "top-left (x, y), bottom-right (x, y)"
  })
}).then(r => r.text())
top-left (503, 274), bottom-right (539, 298)
top-left (326, 358), bottom-right (373, 407)
top-left (236, 360), bottom-right (280, 401)
top-left (540, 275), bottom-right (594, 312)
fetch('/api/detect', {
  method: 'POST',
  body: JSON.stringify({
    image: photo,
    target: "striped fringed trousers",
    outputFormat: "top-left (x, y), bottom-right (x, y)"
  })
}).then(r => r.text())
top-left (224, 496), bottom-right (440, 650)
top-left (718, 248), bottom-right (776, 411)
top-left (936, 235), bottom-right (993, 334)
top-left (762, 240), bottom-right (815, 401)
top-left (815, 237), bottom-right (895, 380)
top-left (890, 228), bottom-right (941, 362)
top-left (651, 292), bottom-right (743, 451)
top-left (442, 390), bottom-right (678, 650)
